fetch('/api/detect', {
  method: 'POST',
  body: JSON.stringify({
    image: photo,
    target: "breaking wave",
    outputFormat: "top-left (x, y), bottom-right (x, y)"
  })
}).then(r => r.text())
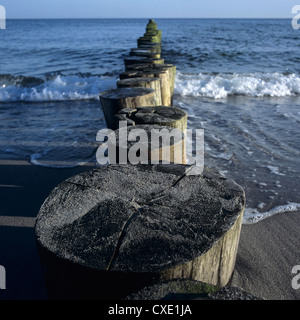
top-left (175, 72), bottom-right (300, 99)
top-left (1, 71), bottom-right (300, 102)
top-left (243, 203), bottom-right (300, 225)
top-left (0, 73), bottom-right (117, 102)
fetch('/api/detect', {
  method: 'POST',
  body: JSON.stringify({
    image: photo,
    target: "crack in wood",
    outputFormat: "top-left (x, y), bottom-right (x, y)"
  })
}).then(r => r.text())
top-left (105, 167), bottom-right (193, 271)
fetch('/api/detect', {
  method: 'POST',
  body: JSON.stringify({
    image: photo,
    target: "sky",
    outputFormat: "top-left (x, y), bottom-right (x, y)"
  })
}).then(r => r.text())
top-left (1, 0), bottom-right (299, 19)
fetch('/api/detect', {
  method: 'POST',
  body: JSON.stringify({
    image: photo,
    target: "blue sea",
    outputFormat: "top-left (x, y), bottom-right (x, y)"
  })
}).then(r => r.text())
top-left (0, 19), bottom-right (300, 223)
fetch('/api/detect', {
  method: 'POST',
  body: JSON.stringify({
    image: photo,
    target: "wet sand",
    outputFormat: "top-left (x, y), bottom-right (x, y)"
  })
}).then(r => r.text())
top-left (0, 160), bottom-right (94, 300)
top-left (232, 210), bottom-right (300, 300)
top-left (0, 161), bottom-right (299, 300)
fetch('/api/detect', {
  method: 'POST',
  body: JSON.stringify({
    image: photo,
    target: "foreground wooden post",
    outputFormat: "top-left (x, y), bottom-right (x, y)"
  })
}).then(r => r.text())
top-left (117, 77), bottom-right (162, 106)
top-left (35, 164), bottom-right (245, 299)
top-left (125, 279), bottom-right (261, 300)
top-left (99, 87), bottom-right (156, 130)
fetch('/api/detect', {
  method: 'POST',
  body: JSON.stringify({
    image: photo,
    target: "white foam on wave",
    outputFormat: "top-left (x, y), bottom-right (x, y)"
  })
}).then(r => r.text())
top-left (30, 153), bottom-right (90, 168)
top-left (3, 71), bottom-right (299, 102)
top-left (243, 202), bottom-right (300, 225)
top-left (266, 165), bottom-right (285, 176)
top-left (175, 72), bottom-right (300, 99)
top-left (0, 74), bottom-right (117, 102)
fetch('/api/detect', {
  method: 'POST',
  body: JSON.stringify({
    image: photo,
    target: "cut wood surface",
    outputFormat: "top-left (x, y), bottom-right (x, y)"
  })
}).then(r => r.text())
top-left (99, 87), bottom-right (156, 130)
top-left (115, 106), bottom-right (187, 133)
top-left (35, 164), bottom-right (245, 298)
top-left (117, 77), bottom-right (162, 106)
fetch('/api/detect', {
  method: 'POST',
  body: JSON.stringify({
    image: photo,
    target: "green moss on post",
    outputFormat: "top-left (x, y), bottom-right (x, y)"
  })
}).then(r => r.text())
top-left (144, 19), bottom-right (162, 43)
top-left (146, 19), bottom-right (158, 32)
top-left (130, 50), bottom-right (161, 59)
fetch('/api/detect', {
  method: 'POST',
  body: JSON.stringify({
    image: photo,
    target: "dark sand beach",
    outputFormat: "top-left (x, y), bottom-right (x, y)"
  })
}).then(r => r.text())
top-left (0, 161), bottom-right (94, 300)
top-left (0, 161), bottom-right (299, 300)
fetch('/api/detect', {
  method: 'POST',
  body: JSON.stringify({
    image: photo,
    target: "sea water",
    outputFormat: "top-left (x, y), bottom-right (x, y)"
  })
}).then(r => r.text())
top-left (0, 19), bottom-right (299, 223)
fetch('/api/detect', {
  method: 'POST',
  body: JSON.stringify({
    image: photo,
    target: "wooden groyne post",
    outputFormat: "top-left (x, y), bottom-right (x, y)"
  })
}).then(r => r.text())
top-left (35, 19), bottom-right (246, 300)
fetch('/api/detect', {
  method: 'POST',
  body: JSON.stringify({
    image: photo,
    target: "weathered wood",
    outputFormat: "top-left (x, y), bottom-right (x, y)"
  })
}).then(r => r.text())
top-left (114, 108), bottom-right (187, 164)
top-left (124, 64), bottom-right (176, 103)
top-left (129, 50), bottom-right (161, 59)
top-left (120, 68), bottom-right (172, 106)
top-left (138, 44), bottom-right (161, 53)
top-left (143, 30), bottom-right (162, 43)
top-left (119, 70), bottom-right (142, 80)
top-left (99, 87), bottom-right (156, 130)
top-left (137, 19), bottom-right (162, 49)
top-left (117, 77), bottom-right (162, 106)
top-left (138, 35), bottom-right (161, 44)
top-left (115, 106), bottom-right (187, 133)
top-left (138, 38), bottom-right (161, 46)
top-left (123, 63), bottom-right (154, 72)
top-left (146, 19), bottom-right (158, 33)
top-left (111, 124), bottom-right (186, 165)
top-left (124, 56), bottom-right (164, 68)
top-left (35, 164), bottom-right (245, 299)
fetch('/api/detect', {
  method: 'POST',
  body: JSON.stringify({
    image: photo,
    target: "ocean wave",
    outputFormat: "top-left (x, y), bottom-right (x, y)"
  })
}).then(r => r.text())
top-left (0, 73), bottom-right (117, 102)
top-left (175, 72), bottom-right (300, 99)
top-left (243, 203), bottom-right (300, 225)
top-left (30, 153), bottom-right (91, 168)
top-left (1, 72), bottom-right (300, 102)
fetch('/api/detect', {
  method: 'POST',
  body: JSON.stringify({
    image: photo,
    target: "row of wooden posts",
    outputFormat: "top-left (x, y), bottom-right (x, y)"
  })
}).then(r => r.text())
top-left (99, 19), bottom-right (188, 165)
top-left (34, 20), bottom-right (246, 299)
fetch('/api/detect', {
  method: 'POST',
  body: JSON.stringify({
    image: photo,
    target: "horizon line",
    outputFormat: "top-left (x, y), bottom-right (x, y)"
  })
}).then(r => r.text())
top-left (6, 17), bottom-right (292, 20)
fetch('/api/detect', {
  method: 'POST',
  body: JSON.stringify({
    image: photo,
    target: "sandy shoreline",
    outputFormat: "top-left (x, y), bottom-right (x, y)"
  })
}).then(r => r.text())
top-left (232, 210), bottom-right (300, 300)
top-left (0, 161), bottom-right (299, 300)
